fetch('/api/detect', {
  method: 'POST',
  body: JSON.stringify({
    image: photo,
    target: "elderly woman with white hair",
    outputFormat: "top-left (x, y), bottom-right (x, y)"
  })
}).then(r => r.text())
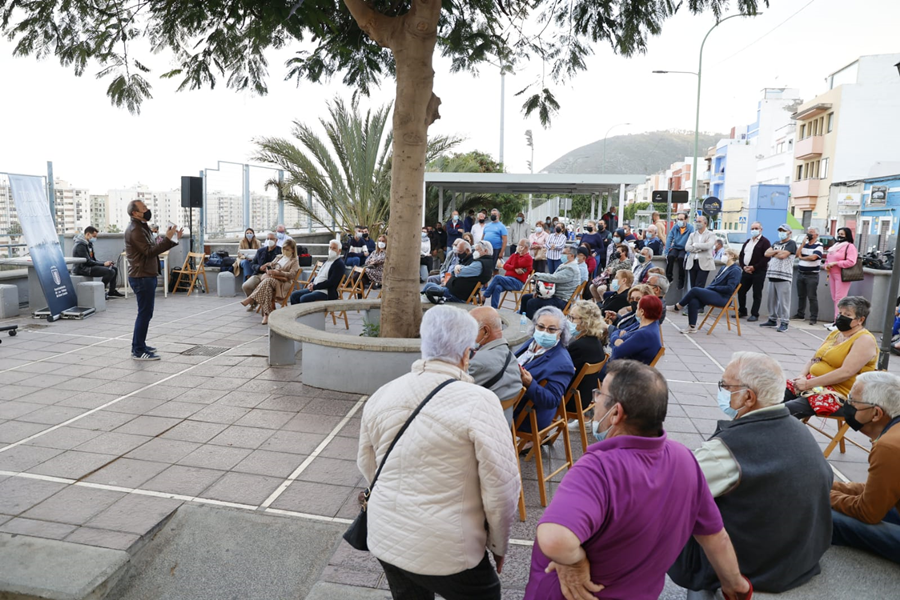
top-left (514, 306), bottom-right (576, 434)
top-left (669, 351), bottom-right (833, 596)
top-left (357, 305), bottom-right (521, 599)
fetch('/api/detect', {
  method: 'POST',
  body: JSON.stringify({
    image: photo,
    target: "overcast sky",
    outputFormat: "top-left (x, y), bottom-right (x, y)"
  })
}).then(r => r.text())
top-left (1, 0), bottom-right (898, 197)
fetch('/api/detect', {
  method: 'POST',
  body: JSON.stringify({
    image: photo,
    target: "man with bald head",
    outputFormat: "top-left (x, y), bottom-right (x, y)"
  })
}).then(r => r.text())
top-left (468, 306), bottom-right (523, 425)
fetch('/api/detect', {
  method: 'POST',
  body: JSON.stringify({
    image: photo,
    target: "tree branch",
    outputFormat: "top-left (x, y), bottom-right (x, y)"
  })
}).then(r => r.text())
top-left (342, 0), bottom-right (396, 48)
top-left (425, 92), bottom-right (441, 126)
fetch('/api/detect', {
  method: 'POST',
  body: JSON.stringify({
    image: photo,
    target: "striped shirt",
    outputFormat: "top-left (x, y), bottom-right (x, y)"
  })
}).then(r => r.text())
top-left (799, 241), bottom-right (824, 273)
top-left (546, 233), bottom-right (568, 260)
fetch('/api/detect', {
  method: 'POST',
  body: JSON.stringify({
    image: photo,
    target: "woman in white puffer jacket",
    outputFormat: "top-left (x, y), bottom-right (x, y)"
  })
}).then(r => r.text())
top-left (357, 305), bottom-right (521, 600)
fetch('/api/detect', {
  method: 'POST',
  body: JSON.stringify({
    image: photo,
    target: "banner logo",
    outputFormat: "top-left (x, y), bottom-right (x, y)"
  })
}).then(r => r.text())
top-left (51, 265), bottom-right (61, 286)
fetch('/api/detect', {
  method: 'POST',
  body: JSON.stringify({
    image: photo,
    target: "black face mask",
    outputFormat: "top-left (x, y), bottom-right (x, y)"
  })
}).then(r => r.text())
top-left (585, 227), bottom-right (593, 232)
top-left (140, 209), bottom-right (152, 221)
top-left (837, 236), bottom-right (846, 242)
top-left (835, 314), bottom-right (855, 332)
top-left (490, 214), bottom-right (498, 221)
top-left (362, 233), bottom-right (369, 239)
top-left (630, 301), bottom-right (638, 311)
top-left (555, 227), bottom-right (562, 233)
top-left (842, 403), bottom-right (870, 432)
top-left (806, 234), bottom-right (814, 241)
top-left (478, 218), bottom-right (486, 223)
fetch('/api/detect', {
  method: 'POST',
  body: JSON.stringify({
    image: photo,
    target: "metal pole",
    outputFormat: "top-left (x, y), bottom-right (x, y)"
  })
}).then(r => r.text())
top-left (46, 161), bottom-right (62, 247)
top-left (199, 169), bottom-right (206, 253)
top-left (438, 187), bottom-right (444, 223)
top-left (277, 170), bottom-right (285, 227)
top-left (590, 195), bottom-right (596, 222)
top-left (242, 164), bottom-right (251, 229)
top-left (307, 190), bottom-right (313, 233)
top-left (618, 184), bottom-right (626, 227)
top-left (499, 69), bottom-right (506, 165)
top-left (878, 232), bottom-right (900, 370)
top-left (667, 189), bottom-right (673, 251)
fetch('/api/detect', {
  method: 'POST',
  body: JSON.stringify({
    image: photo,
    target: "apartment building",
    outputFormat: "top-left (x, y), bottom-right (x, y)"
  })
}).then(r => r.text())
top-left (791, 53), bottom-right (900, 233)
top-left (90, 194), bottom-right (110, 231)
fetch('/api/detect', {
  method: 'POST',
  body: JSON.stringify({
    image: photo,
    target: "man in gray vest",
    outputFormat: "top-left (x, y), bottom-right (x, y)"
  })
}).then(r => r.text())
top-left (668, 351), bottom-right (833, 597)
top-left (468, 307), bottom-right (522, 426)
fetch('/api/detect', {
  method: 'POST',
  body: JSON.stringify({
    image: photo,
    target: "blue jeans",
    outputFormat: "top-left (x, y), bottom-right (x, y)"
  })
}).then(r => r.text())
top-left (346, 256), bottom-right (362, 268)
top-left (679, 287), bottom-right (730, 327)
top-left (547, 258), bottom-right (561, 273)
top-left (290, 289), bottom-right (328, 304)
top-left (421, 282), bottom-right (444, 294)
top-left (240, 259), bottom-right (254, 280)
top-left (831, 508), bottom-right (900, 564)
top-left (129, 276), bottom-right (157, 356)
top-left (483, 276), bottom-right (523, 309)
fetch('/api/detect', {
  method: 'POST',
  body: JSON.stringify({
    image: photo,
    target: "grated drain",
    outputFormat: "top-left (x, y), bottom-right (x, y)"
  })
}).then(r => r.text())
top-left (180, 345), bottom-right (229, 357)
top-left (23, 323), bottom-right (49, 329)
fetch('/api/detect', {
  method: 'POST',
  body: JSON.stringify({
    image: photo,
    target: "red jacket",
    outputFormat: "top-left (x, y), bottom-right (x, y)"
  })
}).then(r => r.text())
top-left (503, 252), bottom-right (534, 284)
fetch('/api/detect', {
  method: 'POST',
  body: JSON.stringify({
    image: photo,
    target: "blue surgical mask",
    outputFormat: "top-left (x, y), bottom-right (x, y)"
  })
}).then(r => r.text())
top-left (592, 406), bottom-right (614, 442)
top-left (778, 231), bottom-right (789, 241)
top-left (567, 320), bottom-right (578, 336)
top-left (610, 279), bottom-right (620, 292)
top-left (452, 215), bottom-right (459, 222)
top-left (612, 236), bottom-right (621, 244)
top-left (750, 229), bottom-right (760, 238)
top-left (533, 331), bottom-right (559, 349)
top-left (560, 254), bottom-right (569, 263)
top-left (717, 388), bottom-right (740, 419)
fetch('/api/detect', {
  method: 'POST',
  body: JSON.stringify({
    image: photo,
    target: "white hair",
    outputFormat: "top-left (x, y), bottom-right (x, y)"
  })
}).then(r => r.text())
top-left (264, 231), bottom-right (275, 238)
top-left (730, 352), bottom-right (784, 407)
top-left (533, 306), bottom-right (571, 347)
top-left (649, 275), bottom-right (669, 297)
top-left (457, 240), bottom-right (471, 253)
top-left (642, 246), bottom-right (654, 258)
top-left (855, 372), bottom-right (900, 418)
top-left (420, 306), bottom-right (478, 365)
top-left (477, 240), bottom-right (493, 255)
top-left (328, 239), bottom-right (341, 252)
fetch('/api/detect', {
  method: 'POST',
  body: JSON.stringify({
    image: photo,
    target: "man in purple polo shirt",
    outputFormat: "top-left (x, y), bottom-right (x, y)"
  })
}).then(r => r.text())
top-left (524, 360), bottom-right (751, 600)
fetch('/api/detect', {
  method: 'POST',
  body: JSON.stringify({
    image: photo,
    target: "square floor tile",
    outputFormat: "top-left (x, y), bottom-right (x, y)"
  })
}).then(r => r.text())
top-left (82, 458), bottom-right (170, 488)
top-left (113, 415), bottom-right (181, 437)
top-left (177, 445), bottom-right (251, 471)
top-left (140, 465), bottom-right (225, 497)
top-left (146, 401), bottom-right (206, 419)
top-left (254, 395), bottom-right (313, 412)
top-left (22, 485), bottom-right (125, 525)
top-left (0, 421), bottom-right (49, 444)
top-left (0, 517), bottom-right (77, 540)
top-left (104, 397), bottom-right (167, 415)
top-left (27, 450), bottom-right (117, 479)
top-left (0, 445), bottom-right (64, 472)
top-left (16, 405), bottom-right (87, 426)
top-left (259, 431), bottom-right (326, 455)
top-left (0, 401), bottom-right (43, 420)
top-left (0, 477), bottom-right (68, 515)
top-left (159, 420), bottom-right (228, 444)
top-left (85, 494), bottom-right (182, 535)
top-left (296, 457), bottom-right (363, 487)
top-left (232, 450), bottom-right (305, 478)
top-left (65, 527), bottom-right (141, 551)
top-left (281, 414), bottom-right (341, 434)
top-left (300, 399), bottom-right (358, 417)
top-left (172, 388), bottom-right (228, 405)
top-left (189, 405), bottom-right (250, 425)
top-left (75, 432), bottom-right (152, 455)
top-left (125, 438), bottom-right (201, 464)
top-left (198, 472), bottom-right (281, 505)
top-left (269, 481), bottom-right (356, 517)
top-left (233, 409), bottom-right (295, 430)
top-left (68, 411), bottom-right (137, 432)
top-left (207, 426), bottom-right (275, 450)
top-left (24, 427), bottom-right (102, 451)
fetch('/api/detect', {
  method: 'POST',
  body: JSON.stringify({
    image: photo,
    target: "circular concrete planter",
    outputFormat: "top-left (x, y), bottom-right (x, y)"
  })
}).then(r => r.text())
top-left (267, 299), bottom-right (532, 395)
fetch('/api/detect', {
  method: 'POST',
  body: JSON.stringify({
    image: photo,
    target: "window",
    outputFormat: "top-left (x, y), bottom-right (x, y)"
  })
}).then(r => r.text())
top-left (797, 165), bottom-right (803, 181)
top-left (800, 124), bottom-right (806, 139)
top-left (814, 160), bottom-right (820, 178)
top-left (802, 211), bottom-right (812, 228)
top-left (827, 113), bottom-right (834, 133)
top-left (821, 158), bottom-right (829, 179)
top-left (878, 219), bottom-right (891, 253)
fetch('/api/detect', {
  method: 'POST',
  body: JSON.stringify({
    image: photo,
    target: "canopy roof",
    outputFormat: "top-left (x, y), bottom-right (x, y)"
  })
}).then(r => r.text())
top-left (424, 172), bottom-right (646, 195)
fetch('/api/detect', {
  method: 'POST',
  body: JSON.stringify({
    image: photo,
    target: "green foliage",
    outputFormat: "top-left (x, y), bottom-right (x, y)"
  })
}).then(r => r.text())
top-left (425, 150), bottom-right (527, 225)
top-left (360, 322), bottom-right (380, 337)
top-left (0, 1), bottom-right (766, 121)
top-left (106, 223), bottom-right (121, 233)
top-left (253, 95), bottom-right (461, 236)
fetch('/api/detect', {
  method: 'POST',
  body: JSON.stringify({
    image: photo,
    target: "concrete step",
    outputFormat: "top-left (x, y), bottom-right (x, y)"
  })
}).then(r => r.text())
top-left (0, 533), bottom-right (128, 600)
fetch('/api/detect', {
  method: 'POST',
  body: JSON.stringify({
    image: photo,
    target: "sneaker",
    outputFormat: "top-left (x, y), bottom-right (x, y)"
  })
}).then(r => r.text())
top-left (108, 290), bottom-right (125, 298)
top-left (681, 326), bottom-right (698, 335)
top-left (567, 419), bottom-right (581, 430)
top-left (132, 352), bottom-right (161, 361)
top-left (747, 315), bottom-right (759, 322)
top-left (145, 345), bottom-right (156, 353)
top-left (809, 319), bottom-right (817, 326)
top-left (777, 323), bottom-right (789, 333)
top-left (759, 320), bottom-right (777, 328)
top-left (791, 313), bottom-right (804, 320)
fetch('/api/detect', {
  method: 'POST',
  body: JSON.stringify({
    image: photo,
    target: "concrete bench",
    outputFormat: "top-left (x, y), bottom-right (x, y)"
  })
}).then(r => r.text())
top-left (266, 300), bottom-right (531, 394)
top-left (217, 271), bottom-right (237, 297)
top-left (68, 274), bottom-right (94, 286)
top-left (0, 284), bottom-right (19, 318)
top-left (76, 281), bottom-right (106, 312)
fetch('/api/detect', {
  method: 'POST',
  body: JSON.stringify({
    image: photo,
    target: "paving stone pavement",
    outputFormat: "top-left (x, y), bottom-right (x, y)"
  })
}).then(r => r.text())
top-left (1, 290), bottom-right (898, 599)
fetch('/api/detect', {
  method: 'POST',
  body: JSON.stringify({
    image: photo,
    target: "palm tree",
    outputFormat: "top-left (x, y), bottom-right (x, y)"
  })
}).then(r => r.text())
top-left (254, 96), bottom-right (461, 237)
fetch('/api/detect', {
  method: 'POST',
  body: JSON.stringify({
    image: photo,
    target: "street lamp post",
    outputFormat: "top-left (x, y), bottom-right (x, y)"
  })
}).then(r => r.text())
top-left (653, 12), bottom-right (762, 216)
top-left (525, 129), bottom-right (534, 222)
top-left (876, 60), bottom-right (900, 370)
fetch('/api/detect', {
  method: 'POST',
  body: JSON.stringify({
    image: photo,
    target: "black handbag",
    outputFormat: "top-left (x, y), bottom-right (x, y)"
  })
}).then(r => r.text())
top-left (343, 378), bottom-right (456, 551)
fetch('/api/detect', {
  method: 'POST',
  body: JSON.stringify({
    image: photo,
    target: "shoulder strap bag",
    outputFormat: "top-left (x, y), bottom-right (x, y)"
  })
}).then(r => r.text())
top-left (343, 378), bottom-right (456, 551)
top-left (840, 244), bottom-right (864, 282)
top-left (482, 350), bottom-right (515, 390)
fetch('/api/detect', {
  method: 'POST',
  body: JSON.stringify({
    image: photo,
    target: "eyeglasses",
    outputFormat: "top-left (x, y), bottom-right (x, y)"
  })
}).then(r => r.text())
top-left (567, 315), bottom-right (582, 323)
top-left (717, 380), bottom-right (748, 392)
top-left (534, 324), bottom-right (561, 334)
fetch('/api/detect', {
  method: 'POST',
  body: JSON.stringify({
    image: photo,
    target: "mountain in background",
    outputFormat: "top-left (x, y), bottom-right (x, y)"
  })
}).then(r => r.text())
top-left (541, 130), bottom-right (725, 176)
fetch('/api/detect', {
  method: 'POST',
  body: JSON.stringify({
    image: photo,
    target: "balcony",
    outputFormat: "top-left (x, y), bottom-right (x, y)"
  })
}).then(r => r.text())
top-left (794, 135), bottom-right (824, 160)
top-left (710, 171), bottom-right (725, 185)
top-left (791, 179), bottom-right (822, 211)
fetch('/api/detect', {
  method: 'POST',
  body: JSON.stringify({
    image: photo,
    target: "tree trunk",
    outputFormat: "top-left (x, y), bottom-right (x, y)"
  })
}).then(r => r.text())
top-left (344, 0), bottom-right (442, 338)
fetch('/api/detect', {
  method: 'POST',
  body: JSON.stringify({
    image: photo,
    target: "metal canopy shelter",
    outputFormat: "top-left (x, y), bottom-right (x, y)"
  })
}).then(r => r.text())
top-left (424, 172), bottom-right (647, 225)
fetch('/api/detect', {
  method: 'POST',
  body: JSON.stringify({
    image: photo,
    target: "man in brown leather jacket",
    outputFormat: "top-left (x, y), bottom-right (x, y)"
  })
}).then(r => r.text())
top-left (124, 200), bottom-right (180, 360)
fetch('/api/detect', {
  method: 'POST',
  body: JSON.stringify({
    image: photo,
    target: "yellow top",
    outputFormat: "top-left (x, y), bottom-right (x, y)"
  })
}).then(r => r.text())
top-left (810, 329), bottom-right (878, 397)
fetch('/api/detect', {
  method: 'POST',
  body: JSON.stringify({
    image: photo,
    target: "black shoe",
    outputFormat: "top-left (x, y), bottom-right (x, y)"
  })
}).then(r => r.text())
top-left (809, 319), bottom-right (817, 326)
top-left (777, 323), bottom-right (789, 333)
top-left (145, 345), bottom-right (156, 353)
top-left (738, 311), bottom-right (748, 318)
top-left (891, 346), bottom-right (900, 356)
top-left (425, 290), bottom-right (445, 305)
top-left (759, 320), bottom-right (777, 328)
top-left (108, 290), bottom-right (125, 298)
top-left (791, 313), bottom-right (804, 320)
top-left (132, 352), bottom-right (161, 361)
top-left (747, 315), bottom-right (758, 322)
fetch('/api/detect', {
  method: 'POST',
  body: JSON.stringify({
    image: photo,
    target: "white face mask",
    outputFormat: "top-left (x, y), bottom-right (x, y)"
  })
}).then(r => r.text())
top-left (377, 241), bottom-right (386, 249)
top-left (328, 250), bottom-right (338, 260)
top-left (536, 226), bottom-right (543, 233)
top-left (246, 233), bottom-right (254, 240)
top-left (473, 251), bottom-right (482, 259)
top-left (266, 239), bottom-right (276, 248)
